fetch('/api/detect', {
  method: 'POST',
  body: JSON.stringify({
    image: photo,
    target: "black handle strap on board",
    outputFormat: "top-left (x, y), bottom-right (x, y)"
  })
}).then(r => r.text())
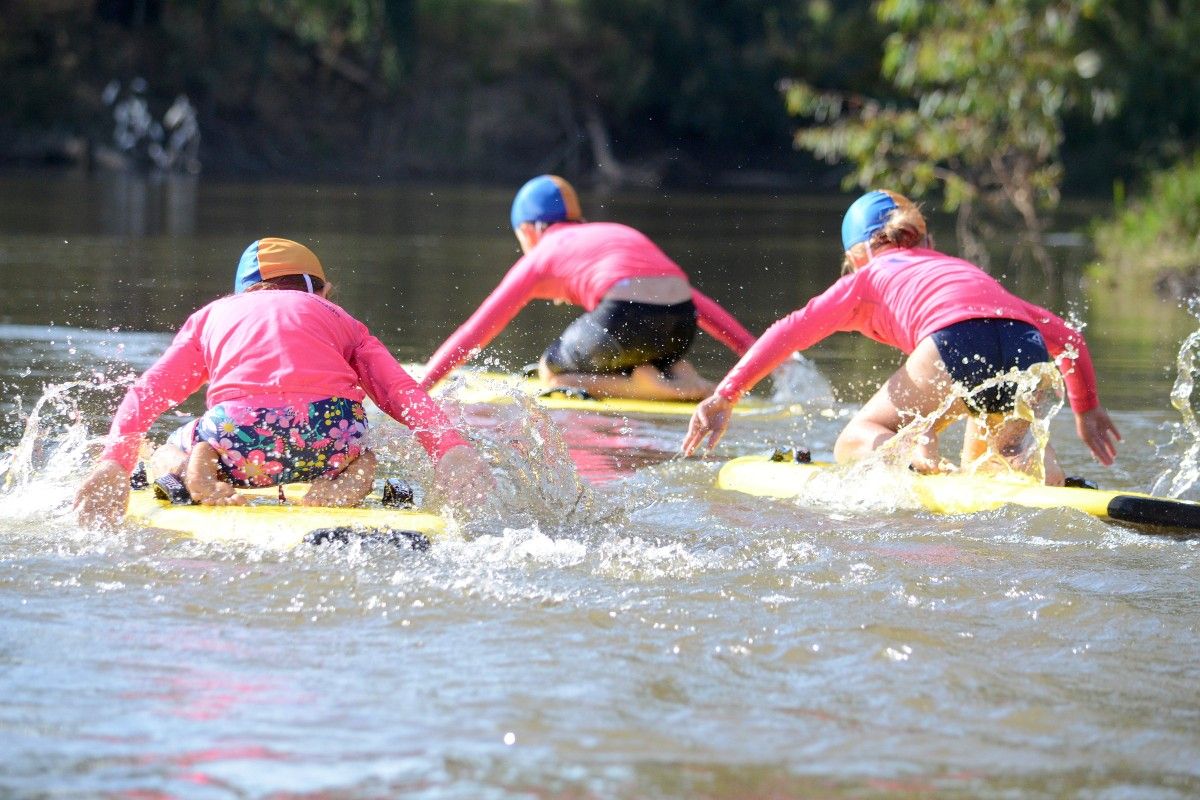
top-left (152, 474), bottom-right (195, 505)
top-left (1106, 495), bottom-right (1200, 531)
top-left (769, 447), bottom-right (812, 464)
top-left (304, 527), bottom-right (430, 551)
top-left (538, 386), bottom-right (594, 401)
top-left (381, 478), bottom-right (415, 508)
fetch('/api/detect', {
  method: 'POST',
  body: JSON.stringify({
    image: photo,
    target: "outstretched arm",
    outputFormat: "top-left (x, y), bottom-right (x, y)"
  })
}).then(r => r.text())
top-left (353, 338), bottom-right (496, 510)
top-left (99, 326), bottom-right (208, 472)
top-left (680, 276), bottom-right (859, 457)
top-left (353, 335), bottom-right (471, 458)
top-left (76, 320), bottom-right (208, 527)
top-left (690, 289), bottom-right (756, 356)
top-left (1029, 306), bottom-right (1119, 464)
top-left (420, 264), bottom-right (538, 389)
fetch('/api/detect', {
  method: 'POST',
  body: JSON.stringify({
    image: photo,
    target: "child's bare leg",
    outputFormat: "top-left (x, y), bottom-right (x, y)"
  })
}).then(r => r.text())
top-left (835, 338), bottom-right (962, 466)
top-left (184, 442), bottom-right (245, 506)
top-left (301, 450), bottom-right (377, 507)
top-left (148, 443), bottom-right (188, 481)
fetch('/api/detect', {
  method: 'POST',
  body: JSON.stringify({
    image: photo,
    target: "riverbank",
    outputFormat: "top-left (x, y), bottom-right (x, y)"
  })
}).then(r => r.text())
top-left (1089, 155), bottom-right (1200, 300)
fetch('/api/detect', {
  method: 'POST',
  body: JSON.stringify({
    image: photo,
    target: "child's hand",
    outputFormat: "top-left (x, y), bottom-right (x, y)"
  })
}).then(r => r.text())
top-left (73, 459), bottom-right (131, 529)
top-left (681, 394), bottom-right (734, 456)
top-left (435, 444), bottom-right (495, 511)
top-left (1075, 406), bottom-right (1121, 465)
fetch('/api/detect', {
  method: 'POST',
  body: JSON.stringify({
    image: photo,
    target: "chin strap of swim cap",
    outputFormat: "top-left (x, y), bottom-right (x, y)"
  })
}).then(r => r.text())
top-left (303, 274), bottom-right (314, 293)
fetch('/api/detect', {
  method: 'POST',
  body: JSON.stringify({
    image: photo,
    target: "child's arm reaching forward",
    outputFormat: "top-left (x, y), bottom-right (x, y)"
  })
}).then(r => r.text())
top-left (74, 318), bottom-right (209, 527)
top-left (351, 335), bottom-right (494, 509)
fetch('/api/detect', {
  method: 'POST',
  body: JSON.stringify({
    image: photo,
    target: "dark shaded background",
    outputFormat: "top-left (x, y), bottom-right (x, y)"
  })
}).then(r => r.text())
top-left (2, 0), bottom-right (1196, 190)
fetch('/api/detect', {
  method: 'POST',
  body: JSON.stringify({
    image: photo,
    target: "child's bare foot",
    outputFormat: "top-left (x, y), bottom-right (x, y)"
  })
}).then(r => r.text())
top-left (664, 360), bottom-right (716, 400)
top-left (908, 434), bottom-right (951, 474)
top-left (301, 450), bottom-right (377, 507)
top-left (909, 455), bottom-right (956, 475)
top-left (185, 442), bottom-right (247, 506)
top-left (629, 364), bottom-right (713, 401)
top-left (194, 482), bottom-right (247, 506)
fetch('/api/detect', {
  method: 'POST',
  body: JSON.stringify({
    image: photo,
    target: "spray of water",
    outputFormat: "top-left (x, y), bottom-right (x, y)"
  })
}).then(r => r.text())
top-left (1153, 326), bottom-right (1200, 497)
top-left (0, 380), bottom-right (106, 519)
top-left (770, 353), bottom-right (836, 407)
top-left (434, 375), bottom-right (602, 532)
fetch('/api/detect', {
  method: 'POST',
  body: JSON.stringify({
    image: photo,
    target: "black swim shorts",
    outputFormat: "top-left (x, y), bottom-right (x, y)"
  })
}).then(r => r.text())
top-left (541, 298), bottom-right (697, 375)
top-left (930, 318), bottom-right (1051, 413)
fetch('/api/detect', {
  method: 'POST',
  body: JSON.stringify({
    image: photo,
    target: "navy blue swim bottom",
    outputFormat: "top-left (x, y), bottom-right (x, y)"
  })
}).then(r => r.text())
top-left (930, 318), bottom-right (1051, 414)
top-left (542, 298), bottom-right (697, 375)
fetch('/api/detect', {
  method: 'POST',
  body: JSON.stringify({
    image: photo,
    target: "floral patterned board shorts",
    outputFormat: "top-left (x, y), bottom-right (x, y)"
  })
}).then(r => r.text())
top-left (189, 397), bottom-right (369, 487)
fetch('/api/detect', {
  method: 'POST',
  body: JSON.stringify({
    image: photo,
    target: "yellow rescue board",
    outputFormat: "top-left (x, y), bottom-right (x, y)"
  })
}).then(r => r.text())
top-left (432, 369), bottom-right (784, 417)
top-left (126, 483), bottom-right (446, 550)
top-left (717, 454), bottom-right (1200, 532)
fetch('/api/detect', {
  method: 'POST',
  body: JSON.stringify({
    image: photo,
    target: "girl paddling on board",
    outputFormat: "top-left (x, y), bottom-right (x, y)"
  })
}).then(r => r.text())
top-left (74, 238), bottom-right (492, 528)
top-left (682, 190), bottom-right (1121, 485)
top-left (419, 175), bottom-right (757, 401)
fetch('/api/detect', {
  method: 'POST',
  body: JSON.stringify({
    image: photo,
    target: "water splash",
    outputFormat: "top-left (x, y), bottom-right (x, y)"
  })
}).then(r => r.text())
top-left (1153, 327), bottom-right (1200, 497)
top-left (2, 381), bottom-right (94, 489)
top-left (871, 362), bottom-right (1064, 482)
top-left (0, 380), bottom-right (101, 519)
top-left (770, 353), bottom-right (836, 407)
top-left (436, 378), bottom-right (602, 532)
top-left (959, 362), bottom-right (1064, 482)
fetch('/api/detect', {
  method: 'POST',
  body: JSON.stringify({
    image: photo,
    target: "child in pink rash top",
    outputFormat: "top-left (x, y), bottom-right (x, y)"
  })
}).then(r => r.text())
top-left (74, 238), bottom-right (491, 528)
top-left (419, 175), bottom-right (757, 401)
top-left (683, 191), bottom-right (1121, 486)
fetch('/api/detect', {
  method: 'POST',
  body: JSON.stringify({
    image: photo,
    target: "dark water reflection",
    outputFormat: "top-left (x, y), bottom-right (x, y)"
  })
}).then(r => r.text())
top-left (1, 172), bottom-right (1198, 798)
top-left (2, 170), bottom-right (1193, 409)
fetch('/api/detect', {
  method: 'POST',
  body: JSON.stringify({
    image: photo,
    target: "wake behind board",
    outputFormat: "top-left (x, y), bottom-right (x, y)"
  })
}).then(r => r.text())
top-left (717, 452), bottom-right (1200, 533)
top-left (431, 369), bottom-right (785, 417)
top-left (126, 482), bottom-right (446, 550)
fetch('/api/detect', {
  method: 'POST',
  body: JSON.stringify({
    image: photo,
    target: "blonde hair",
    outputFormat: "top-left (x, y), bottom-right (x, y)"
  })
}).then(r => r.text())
top-left (841, 190), bottom-right (929, 273)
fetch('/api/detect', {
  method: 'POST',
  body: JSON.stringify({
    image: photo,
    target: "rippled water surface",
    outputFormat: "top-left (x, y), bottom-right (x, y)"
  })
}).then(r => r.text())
top-left (1, 173), bottom-right (1198, 798)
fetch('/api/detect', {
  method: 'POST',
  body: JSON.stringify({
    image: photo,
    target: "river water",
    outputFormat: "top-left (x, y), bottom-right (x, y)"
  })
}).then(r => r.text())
top-left (1, 172), bottom-right (1198, 798)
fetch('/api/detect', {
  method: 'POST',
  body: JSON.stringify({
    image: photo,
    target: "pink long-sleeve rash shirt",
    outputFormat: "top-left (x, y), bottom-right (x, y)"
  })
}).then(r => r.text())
top-left (101, 291), bottom-right (468, 472)
top-left (420, 222), bottom-right (756, 388)
top-left (716, 248), bottom-right (1100, 413)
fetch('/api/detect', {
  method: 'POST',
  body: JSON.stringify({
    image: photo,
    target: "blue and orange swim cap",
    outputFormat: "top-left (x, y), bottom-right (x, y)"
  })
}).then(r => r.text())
top-left (510, 175), bottom-right (583, 230)
top-left (840, 190), bottom-right (898, 251)
top-left (234, 238), bottom-right (325, 294)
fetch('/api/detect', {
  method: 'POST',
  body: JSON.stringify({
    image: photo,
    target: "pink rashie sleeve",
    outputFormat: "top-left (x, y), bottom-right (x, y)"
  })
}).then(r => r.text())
top-left (690, 288), bottom-right (756, 355)
top-left (716, 274), bottom-right (863, 401)
top-left (1024, 303), bottom-right (1100, 414)
top-left (350, 334), bottom-right (470, 459)
top-left (100, 314), bottom-right (210, 472)
top-left (420, 262), bottom-right (540, 389)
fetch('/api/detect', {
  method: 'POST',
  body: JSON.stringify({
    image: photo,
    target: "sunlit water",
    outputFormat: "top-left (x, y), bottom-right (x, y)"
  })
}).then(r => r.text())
top-left (1, 173), bottom-right (1198, 798)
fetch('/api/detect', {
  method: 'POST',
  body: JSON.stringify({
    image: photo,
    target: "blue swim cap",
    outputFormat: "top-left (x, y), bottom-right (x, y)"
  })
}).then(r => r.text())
top-left (841, 191), bottom-right (897, 251)
top-left (510, 175), bottom-right (583, 229)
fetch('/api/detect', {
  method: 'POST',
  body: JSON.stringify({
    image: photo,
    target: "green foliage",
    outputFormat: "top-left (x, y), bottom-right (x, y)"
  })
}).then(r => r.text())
top-left (2, 0), bottom-right (1194, 193)
top-left (783, 0), bottom-right (1115, 267)
top-left (1092, 154), bottom-right (1200, 283)
top-left (1074, 0), bottom-right (1200, 174)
